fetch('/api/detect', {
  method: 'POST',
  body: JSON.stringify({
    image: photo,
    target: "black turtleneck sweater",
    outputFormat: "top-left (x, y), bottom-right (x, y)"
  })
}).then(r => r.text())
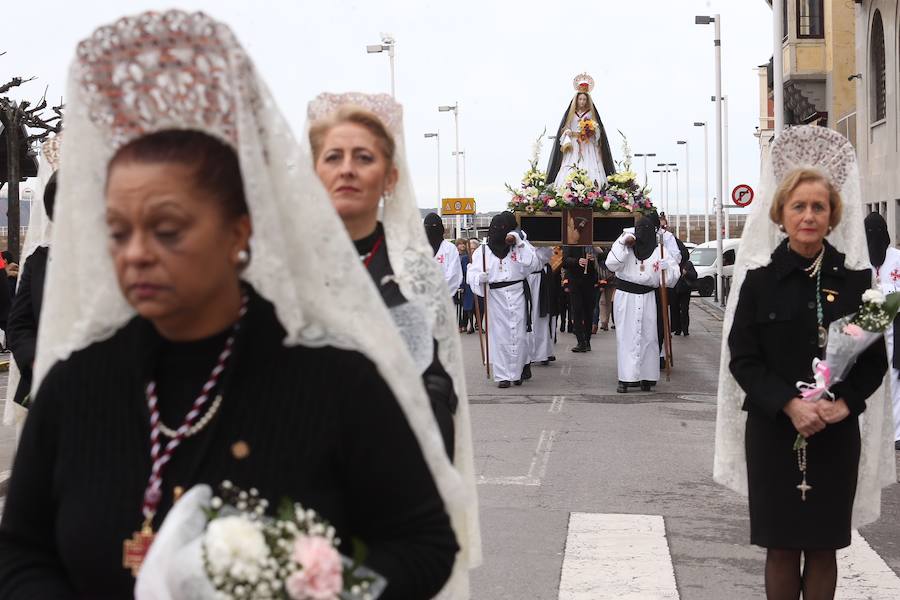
top-left (0, 286), bottom-right (457, 599)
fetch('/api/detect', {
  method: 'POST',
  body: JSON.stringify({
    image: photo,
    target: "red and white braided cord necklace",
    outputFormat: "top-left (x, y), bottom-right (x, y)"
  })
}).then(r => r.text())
top-left (140, 295), bottom-right (247, 526)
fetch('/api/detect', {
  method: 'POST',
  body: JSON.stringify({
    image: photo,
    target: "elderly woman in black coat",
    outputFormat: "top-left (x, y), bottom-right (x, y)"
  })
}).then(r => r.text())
top-left (728, 167), bottom-right (887, 599)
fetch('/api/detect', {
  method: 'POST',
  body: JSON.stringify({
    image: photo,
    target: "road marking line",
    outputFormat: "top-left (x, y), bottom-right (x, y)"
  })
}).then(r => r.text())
top-left (549, 395), bottom-right (566, 413)
top-left (558, 513), bottom-right (679, 599)
top-left (478, 429), bottom-right (556, 486)
top-left (836, 530), bottom-right (900, 597)
top-left (561, 365), bottom-right (572, 377)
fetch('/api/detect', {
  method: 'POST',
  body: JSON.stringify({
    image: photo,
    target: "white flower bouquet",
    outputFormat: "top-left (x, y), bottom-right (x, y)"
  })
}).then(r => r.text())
top-left (201, 482), bottom-right (386, 600)
top-left (793, 288), bottom-right (900, 450)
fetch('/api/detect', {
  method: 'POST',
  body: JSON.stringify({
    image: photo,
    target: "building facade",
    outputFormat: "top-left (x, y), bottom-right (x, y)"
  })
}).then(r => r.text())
top-left (855, 1), bottom-right (900, 241)
top-left (758, 1), bottom-right (857, 157)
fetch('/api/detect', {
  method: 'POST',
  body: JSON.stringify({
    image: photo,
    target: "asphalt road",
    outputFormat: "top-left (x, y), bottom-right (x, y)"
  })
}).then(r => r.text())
top-left (465, 299), bottom-right (900, 599)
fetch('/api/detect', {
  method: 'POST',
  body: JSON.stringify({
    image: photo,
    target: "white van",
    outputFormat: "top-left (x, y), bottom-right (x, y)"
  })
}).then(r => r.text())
top-left (690, 239), bottom-right (741, 297)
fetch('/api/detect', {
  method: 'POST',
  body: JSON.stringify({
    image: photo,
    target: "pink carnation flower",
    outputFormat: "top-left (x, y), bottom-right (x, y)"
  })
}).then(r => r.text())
top-left (285, 536), bottom-right (343, 600)
top-left (843, 323), bottom-right (864, 338)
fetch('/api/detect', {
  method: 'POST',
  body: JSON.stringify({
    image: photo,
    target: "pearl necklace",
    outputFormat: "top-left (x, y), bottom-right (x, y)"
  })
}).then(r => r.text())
top-left (158, 393), bottom-right (223, 439)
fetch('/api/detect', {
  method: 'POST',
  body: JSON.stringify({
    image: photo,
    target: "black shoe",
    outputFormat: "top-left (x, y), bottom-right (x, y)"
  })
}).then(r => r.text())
top-left (617, 382), bottom-right (628, 393)
top-left (540, 360), bottom-right (550, 366)
top-left (498, 380), bottom-right (511, 389)
top-left (683, 331), bottom-right (690, 337)
top-left (547, 355), bottom-right (556, 362)
top-left (673, 331), bottom-right (681, 336)
top-left (513, 379), bottom-right (523, 386)
top-left (571, 345), bottom-right (586, 353)
top-left (560, 324), bottom-right (566, 332)
top-left (585, 341), bottom-right (592, 351)
top-left (467, 327), bottom-right (475, 334)
top-left (641, 381), bottom-right (654, 392)
top-left (522, 364), bottom-right (532, 380)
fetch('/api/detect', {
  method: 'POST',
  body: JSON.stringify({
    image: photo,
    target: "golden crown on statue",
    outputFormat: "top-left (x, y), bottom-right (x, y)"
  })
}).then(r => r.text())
top-left (572, 72), bottom-right (594, 93)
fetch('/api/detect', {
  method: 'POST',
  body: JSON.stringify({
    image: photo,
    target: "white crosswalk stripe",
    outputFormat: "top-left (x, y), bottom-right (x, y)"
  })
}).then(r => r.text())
top-left (837, 530), bottom-right (900, 598)
top-left (558, 513), bottom-right (679, 599)
top-left (558, 513), bottom-right (900, 599)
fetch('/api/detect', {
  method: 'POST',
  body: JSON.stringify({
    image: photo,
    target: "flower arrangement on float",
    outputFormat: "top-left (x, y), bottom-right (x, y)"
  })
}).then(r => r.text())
top-left (506, 129), bottom-right (560, 214)
top-left (576, 118), bottom-right (598, 142)
top-left (505, 130), bottom-right (656, 216)
top-left (200, 481), bottom-right (385, 600)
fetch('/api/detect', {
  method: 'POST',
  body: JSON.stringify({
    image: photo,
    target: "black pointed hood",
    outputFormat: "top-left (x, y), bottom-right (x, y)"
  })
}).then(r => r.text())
top-left (423, 212), bottom-right (444, 255)
top-left (488, 211), bottom-right (517, 259)
top-left (865, 212), bottom-right (890, 268)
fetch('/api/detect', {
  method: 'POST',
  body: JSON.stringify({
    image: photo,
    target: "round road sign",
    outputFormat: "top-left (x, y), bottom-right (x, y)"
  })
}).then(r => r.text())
top-left (732, 184), bottom-right (754, 207)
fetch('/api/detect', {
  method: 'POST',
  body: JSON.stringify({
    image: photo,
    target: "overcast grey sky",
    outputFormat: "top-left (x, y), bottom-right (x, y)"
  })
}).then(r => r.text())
top-left (3, 0), bottom-right (772, 214)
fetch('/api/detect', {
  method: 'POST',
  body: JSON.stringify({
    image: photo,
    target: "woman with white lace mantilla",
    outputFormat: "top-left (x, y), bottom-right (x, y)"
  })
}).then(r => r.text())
top-left (308, 93), bottom-right (481, 598)
top-left (0, 11), bottom-right (462, 599)
top-left (716, 126), bottom-right (894, 600)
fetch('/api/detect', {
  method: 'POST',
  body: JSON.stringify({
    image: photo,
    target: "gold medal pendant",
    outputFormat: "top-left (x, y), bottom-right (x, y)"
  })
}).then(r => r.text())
top-left (123, 521), bottom-right (155, 576)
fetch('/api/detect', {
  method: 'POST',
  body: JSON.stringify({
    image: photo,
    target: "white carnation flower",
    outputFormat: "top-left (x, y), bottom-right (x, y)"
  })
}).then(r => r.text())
top-left (548, 199), bottom-right (557, 208)
top-left (863, 289), bottom-right (886, 305)
top-left (204, 516), bottom-right (270, 580)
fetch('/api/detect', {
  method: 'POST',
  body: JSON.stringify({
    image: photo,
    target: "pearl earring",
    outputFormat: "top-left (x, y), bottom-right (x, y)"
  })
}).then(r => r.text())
top-left (778, 224), bottom-right (786, 233)
top-left (237, 249), bottom-right (250, 265)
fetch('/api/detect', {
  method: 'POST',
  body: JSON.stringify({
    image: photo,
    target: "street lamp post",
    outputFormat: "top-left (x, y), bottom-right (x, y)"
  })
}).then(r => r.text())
top-left (439, 102), bottom-right (461, 238)
top-left (697, 13), bottom-right (725, 304)
top-left (671, 166), bottom-right (680, 238)
top-left (634, 152), bottom-right (656, 186)
top-left (657, 163), bottom-right (671, 216)
top-left (693, 121), bottom-right (709, 243)
top-left (424, 132), bottom-right (440, 210)
top-left (677, 140), bottom-right (690, 243)
top-left (366, 34), bottom-right (396, 98)
top-left (453, 150), bottom-right (467, 229)
top-left (713, 94), bottom-right (732, 239)
top-left (667, 163), bottom-right (678, 229)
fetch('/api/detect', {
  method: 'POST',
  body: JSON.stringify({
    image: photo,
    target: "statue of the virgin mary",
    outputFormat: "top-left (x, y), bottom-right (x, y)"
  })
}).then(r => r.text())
top-left (546, 72), bottom-right (616, 188)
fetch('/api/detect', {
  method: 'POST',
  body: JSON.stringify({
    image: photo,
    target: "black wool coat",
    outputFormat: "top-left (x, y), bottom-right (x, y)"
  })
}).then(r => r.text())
top-left (729, 240), bottom-right (886, 420)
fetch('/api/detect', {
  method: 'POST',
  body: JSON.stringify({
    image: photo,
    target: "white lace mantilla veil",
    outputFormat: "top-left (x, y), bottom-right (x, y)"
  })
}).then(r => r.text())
top-left (2, 135), bottom-right (60, 433)
top-left (306, 92), bottom-right (482, 590)
top-left (713, 125), bottom-right (897, 528)
top-left (33, 7), bottom-right (466, 581)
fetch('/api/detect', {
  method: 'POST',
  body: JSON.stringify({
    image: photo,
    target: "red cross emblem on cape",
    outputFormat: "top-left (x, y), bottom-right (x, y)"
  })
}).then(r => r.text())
top-left (891, 268), bottom-right (900, 283)
top-left (436, 255), bottom-right (445, 264)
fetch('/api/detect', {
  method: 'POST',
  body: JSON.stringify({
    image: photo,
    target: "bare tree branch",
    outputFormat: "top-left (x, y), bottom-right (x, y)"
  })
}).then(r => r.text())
top-left (0, 76), bottom-right (36, 95)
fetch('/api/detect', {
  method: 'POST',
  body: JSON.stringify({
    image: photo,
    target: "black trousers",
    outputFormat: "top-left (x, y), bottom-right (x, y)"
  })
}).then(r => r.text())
top-left (677, 291), bottom-right (691, 334)
top-left (670, 293), bottom-right (682, 334)
top-left (569, 284), bottom-right (595, 346)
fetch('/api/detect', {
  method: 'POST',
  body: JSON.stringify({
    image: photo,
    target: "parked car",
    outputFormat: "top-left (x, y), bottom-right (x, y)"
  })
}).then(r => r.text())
top-left (690, 239), bottom-right (741, 297)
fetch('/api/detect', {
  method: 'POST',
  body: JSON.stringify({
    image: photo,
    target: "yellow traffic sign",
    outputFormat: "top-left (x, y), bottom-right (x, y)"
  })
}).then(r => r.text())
top-left (441, 197), bottom-right (476, 215)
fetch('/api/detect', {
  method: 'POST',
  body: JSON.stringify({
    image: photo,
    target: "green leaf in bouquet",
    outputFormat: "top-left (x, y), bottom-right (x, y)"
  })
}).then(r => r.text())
top-left (351, 537), bottom-right (369, 569)
top-left (277, 497), bottom-right (295, 522)
top-left (883, 291), bottom-right (900, 321)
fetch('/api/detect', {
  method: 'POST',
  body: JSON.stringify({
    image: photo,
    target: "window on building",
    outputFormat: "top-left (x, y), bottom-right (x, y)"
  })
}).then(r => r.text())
top-left (783, 0), bottom-right (788, 41)
top-left (871, 11), bottom-right (887, 122)
top-left (797, 1), bottom-right (824, 38)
